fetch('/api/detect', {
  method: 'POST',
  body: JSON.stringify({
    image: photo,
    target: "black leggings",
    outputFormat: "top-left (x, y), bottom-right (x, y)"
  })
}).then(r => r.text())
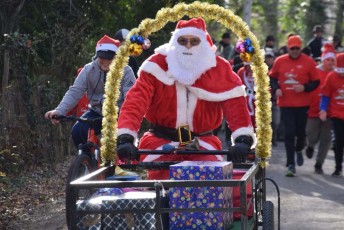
top-left (281, 106), bottom-right (309, 166)
top-left (332, 117), bottom-right (344, 171)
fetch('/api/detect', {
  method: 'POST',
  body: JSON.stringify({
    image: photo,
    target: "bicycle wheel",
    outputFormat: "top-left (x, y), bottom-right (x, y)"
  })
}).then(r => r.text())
top-left (262, 200), bottom-right (274, 230)
top-left (65, 154), bottom-right (95, 229)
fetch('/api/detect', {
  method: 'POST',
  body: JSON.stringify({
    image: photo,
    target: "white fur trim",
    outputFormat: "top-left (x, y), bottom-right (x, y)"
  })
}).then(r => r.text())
top-left (96, 43), bottom-right (118, 52)
top-left (173, 27), bottom-right (206, 41)
top-left (198, 139), bottom-right (224, 161)
top-left (211, 44), bottom-right (217, 53)
top-left (175, 83), bottom-right (188, 127)
top-left (175, 83), bottom-right (198, 131)
top-left (187, 85), bottom-right (246, 102)
top-left (187, 90), bottom-right (197, 131)
top-left (154, 43), bottom-right (169, 56)
top-left (139, 60), bottom-right (175, 85)
top-left (116, 128), bottom-right (138, 141)
top-left (142, 142), bottom-right (179, 162)
top-left (335, 67), bottom-right (344, 74)
top-left (231, 126), bottom-right (257, 148)
top-left (322, 52), bottom-right (336, 61)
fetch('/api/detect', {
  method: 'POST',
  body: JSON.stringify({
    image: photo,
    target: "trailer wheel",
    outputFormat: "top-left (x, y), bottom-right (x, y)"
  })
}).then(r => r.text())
top-left (262, 201), bottom-right (274, 230)
top-left (66, 154), bottom-right (95, 229)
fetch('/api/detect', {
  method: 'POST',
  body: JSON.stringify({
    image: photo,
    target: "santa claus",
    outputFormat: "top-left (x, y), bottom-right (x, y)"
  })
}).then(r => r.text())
top-left (116, 17), bottom-right (256, 179)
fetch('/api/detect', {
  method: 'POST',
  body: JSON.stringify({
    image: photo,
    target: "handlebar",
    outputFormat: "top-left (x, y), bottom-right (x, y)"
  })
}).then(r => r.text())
top-left (117, 146), bottom-right (255, 169)
top-left (51, 115), bottom-right (103, 125)
top-left (119, 161), bottom-right (254, 170)
top-left (136, 148), bottom-right (255, 156)
top-left (119, 147), bottom-right (255, 170)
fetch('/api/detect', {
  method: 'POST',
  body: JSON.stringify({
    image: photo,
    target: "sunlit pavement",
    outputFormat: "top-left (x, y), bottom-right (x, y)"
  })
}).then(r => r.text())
top-left (218, 130), bottom-right (344, 230)
top-left (265, 141), bottom-right (344, 230)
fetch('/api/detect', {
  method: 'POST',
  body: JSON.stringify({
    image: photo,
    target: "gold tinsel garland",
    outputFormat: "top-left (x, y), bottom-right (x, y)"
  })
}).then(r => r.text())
top-left (101, 1), bottom-right (272, 167)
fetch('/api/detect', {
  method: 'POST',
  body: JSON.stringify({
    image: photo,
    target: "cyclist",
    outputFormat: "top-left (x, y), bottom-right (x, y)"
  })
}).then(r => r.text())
top-left (116, 17), bottom-right (256, 180)
top-left (45, 35), bottom-right (136, 148)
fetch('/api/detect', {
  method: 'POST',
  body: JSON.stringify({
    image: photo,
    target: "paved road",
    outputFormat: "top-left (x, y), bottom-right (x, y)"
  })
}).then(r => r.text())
top-left (218, 129), bottom-right (344, 230)
top-left (264, 141), bottom-right (344, 230)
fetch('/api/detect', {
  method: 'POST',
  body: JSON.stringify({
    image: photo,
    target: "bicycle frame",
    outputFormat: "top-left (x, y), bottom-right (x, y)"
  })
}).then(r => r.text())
top-left (83, 128), bottom-right (101, 169)
top-left (53, 115), bottom-right (103, 176)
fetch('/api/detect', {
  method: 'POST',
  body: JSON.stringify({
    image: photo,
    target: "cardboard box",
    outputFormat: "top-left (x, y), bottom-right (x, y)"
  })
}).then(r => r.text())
top-left (169, 161), bottom-right (233, 229)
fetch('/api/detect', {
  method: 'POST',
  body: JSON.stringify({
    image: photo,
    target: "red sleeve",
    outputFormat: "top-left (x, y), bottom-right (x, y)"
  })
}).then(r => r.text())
top-left (222, 96), bottom-right (253, 133)
top-left (117, 72), bottom-right (157, 133)
top-left (75, 95), bottom-right (89, 117)
top-left (268, 57), bottom-right (281, 79)
top-left (237, 67), bottom-right (244, 82)
top-left (308, 59), bottom-right (319, 81)
top-left (322, 73), bottom-right (333, 97)
top-left (66, 106), bottom-right (77, 116)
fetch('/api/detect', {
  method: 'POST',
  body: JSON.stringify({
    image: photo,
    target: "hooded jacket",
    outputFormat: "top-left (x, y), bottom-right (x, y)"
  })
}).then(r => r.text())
top-left (55, 58), bottom-right (135, 115)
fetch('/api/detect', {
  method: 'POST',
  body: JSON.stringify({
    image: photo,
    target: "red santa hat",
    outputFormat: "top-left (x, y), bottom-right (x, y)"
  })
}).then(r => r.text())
top-left (173, 17), bottom-right (216, 51)
top-left (95, 35), bottom-right (120, 60)
top-left (321, 43), bottom-right (336, 61)
top-left (335, 53), bottom-right (344, 74)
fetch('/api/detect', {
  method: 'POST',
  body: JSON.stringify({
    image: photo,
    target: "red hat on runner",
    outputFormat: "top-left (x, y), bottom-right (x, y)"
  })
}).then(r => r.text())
top-left (321, 43), bottom-right (336, 61)
top-left (335, 53), bottom-right (344, 74)
top-left (287, 35), bottom-right (302, 48)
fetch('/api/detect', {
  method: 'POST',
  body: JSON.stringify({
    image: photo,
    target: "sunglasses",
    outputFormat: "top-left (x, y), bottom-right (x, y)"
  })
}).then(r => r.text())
top-left (290, 47), bottom-right (301, 51)
top-left (177, 37), bottom-right (201, 47)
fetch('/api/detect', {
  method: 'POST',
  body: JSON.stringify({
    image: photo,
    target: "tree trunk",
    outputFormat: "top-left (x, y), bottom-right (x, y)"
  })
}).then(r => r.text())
top-left (243, 0), bottom-right (253, 27)
top-left (258, 0), bottom-right (279, 45)
top-left (1, 49), bottom-right (10, 147)
top-left (334, 0), bottom-right (344, 38)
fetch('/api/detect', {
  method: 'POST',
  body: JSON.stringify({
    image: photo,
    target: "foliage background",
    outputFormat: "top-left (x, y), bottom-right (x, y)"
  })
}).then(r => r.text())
top-left (0, 0), bottom-right (343, 175)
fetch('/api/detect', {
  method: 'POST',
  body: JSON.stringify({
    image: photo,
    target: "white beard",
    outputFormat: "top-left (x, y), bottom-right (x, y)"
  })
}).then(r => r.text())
top-left (165, 40), bottom-right (216, 85)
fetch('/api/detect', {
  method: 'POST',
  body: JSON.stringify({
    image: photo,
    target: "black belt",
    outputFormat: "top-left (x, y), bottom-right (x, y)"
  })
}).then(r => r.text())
top-left (149, 124), bottom-right (213, 145)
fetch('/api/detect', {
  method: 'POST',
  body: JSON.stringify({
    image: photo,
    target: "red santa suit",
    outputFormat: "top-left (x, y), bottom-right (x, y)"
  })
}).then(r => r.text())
top-left (117, 18), bottom-right (255, 179)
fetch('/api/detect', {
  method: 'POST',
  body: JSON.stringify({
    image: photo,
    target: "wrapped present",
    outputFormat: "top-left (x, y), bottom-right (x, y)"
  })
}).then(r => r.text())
top-left (92, 188), bottom-right (124, 197)
top-left (169, 161), bottom-right (233, 229)
top-left (76, 191), bottom-right (158, 230)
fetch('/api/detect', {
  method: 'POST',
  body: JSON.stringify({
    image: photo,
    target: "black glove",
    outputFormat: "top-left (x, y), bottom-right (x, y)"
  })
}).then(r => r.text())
top-left (116, 134), bottom-right (138, 162)
top-left (229, 135), bottom-right (253, 163)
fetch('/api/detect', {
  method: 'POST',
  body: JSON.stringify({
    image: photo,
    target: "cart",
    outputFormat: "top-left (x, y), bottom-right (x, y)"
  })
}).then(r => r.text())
top-left (67, 149), bottom-right (280, 230)
top-left (66, 2), bottom-right (279, 229)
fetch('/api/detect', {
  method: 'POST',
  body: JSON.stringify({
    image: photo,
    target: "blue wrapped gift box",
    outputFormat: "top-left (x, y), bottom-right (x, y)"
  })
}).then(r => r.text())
top-left (169, 161), bottom-right (233, 230)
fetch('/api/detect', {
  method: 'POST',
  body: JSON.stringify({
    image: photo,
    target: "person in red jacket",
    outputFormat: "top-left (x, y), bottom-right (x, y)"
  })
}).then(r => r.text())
top-left (320, 53), bottom-right (344, 177)
top-left (269, 35), bottom-right (320, 177)
top-left (116, 17), bottom-right (256, 180)
top-left (305, 44), bottom-right (336, 174)
top-left (237, 62), bottom-right (255, 128)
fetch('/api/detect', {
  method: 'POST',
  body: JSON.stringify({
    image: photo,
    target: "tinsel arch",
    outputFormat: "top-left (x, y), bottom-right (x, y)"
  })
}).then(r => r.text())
top-left (100, 1), bottom-right (272, 167)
